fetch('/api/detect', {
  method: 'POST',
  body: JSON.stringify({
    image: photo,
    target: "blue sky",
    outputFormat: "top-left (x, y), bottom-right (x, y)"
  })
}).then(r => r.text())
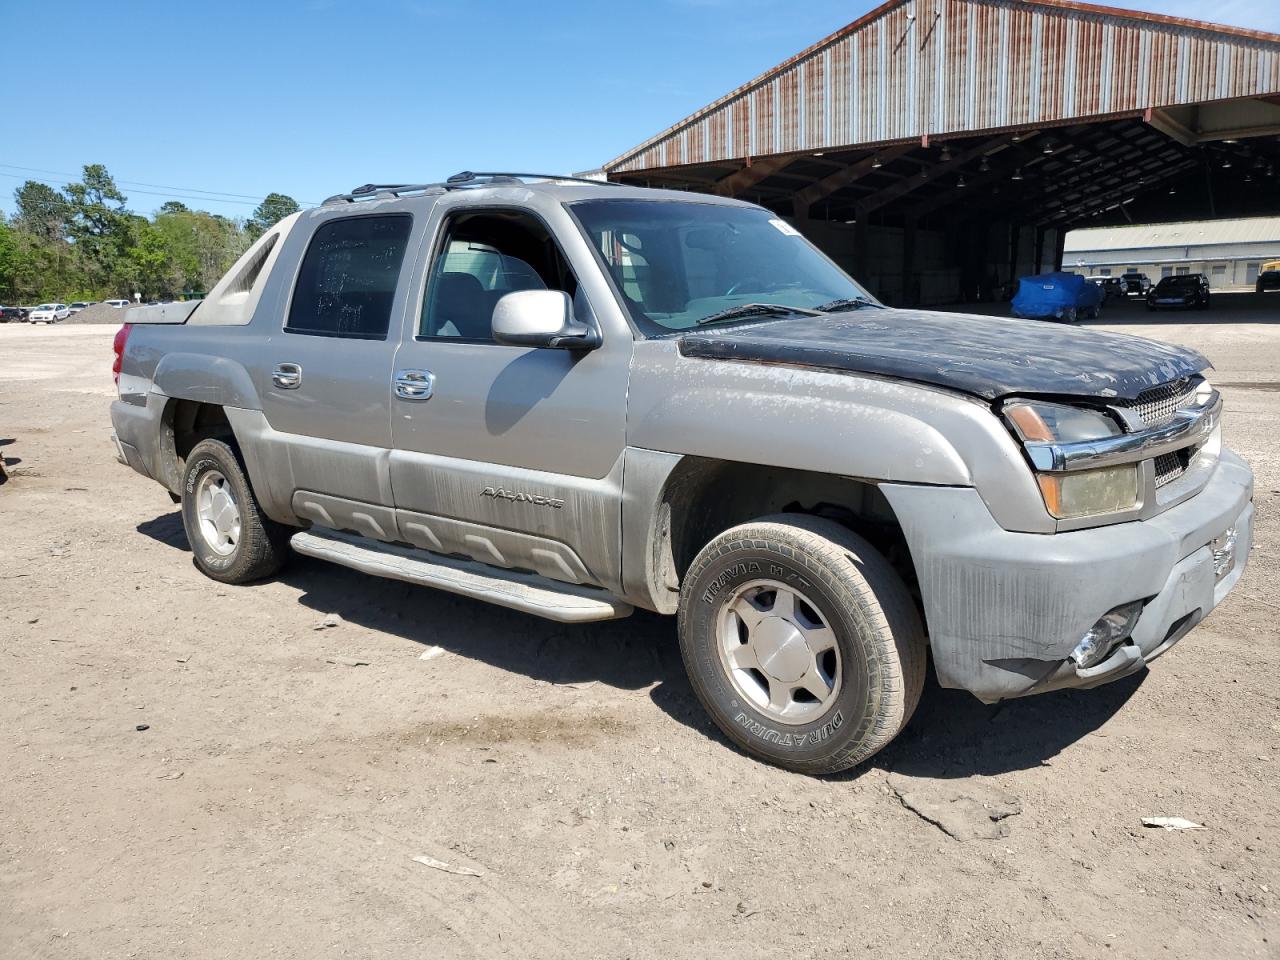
top-left (0, 0), bottom-right (1256, 220)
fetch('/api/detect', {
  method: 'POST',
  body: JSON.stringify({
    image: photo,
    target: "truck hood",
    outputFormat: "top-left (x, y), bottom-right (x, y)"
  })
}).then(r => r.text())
top-left (677, 308), bottom-right (1210, 401)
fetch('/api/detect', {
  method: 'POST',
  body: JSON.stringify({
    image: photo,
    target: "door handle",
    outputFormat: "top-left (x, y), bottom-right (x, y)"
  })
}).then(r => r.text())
top-left (272, 362), bottom-right (303, 390)
top-left (394, 368), bottom-right (435, 401)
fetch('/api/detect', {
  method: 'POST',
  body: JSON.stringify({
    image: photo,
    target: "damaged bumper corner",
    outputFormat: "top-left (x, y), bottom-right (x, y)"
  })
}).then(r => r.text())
top-left (880, 450), bottom-right (1254, 703)
top-left (110, 399), bottom-right (157, 481)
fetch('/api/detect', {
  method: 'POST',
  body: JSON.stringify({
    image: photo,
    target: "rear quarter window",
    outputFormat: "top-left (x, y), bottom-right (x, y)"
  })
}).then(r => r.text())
top-left (286, 214), bottom-right (412, 339)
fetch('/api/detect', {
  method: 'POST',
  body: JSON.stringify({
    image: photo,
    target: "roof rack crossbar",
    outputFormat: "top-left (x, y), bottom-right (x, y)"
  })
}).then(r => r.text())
top-left (322, 171), bottom-right (619, 205)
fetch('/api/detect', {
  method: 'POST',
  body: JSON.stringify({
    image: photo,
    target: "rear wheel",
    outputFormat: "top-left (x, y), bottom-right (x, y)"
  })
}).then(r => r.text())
top-left (677, 515), bottom-right (926, 774)
top-left (180, 438), bottom-right (290, 584)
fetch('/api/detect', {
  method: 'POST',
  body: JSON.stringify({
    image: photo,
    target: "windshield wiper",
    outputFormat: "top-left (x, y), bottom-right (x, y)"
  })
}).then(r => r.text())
top-left (695, 303), bottom-right (821, 326)
top-left (814, 297), bottom-right (880, 312)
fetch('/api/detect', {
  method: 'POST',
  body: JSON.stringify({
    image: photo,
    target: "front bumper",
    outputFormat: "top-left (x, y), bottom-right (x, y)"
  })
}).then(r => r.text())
top-left (881, 449), bottom-right (1254, 702)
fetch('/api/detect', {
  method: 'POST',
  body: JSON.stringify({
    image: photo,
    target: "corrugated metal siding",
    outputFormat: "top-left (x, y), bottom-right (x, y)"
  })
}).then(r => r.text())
top-left (607, 0), bottom-right (1280, 173)
top-left (1064, 216), bottom-right (1280, 252)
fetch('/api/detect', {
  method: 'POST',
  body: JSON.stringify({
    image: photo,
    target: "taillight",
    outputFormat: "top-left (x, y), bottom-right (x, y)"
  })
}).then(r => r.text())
top-left (112, 323), bottom-right (132, 385)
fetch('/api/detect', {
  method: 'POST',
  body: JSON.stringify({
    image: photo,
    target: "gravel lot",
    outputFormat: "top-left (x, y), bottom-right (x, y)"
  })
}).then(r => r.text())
top-left (1, 297), bottom-right (1277, 959)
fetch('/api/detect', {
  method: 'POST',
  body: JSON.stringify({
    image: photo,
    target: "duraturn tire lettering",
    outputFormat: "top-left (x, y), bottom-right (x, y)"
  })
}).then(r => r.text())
top-left (677, 514), bottom-right (926, 774)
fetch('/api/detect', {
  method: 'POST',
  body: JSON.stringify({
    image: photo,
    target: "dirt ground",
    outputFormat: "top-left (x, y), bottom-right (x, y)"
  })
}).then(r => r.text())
top-left (2, 297), bottom-right (1278, 959)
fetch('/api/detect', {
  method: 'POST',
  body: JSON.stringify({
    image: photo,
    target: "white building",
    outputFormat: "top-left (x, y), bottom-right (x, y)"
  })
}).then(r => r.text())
top-left (1064, 217), bottom-right (1280, 288)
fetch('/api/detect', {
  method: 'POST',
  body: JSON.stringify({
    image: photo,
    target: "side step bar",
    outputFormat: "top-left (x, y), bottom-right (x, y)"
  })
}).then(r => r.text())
top-left (290, 529), bottom-right (633, 624)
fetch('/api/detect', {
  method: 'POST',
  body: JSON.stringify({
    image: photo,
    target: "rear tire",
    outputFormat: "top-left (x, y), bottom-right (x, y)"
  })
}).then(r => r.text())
top-left (180, 438), bottom-right (290, 584)
top-left (677, 515), bottom-right (926, 774)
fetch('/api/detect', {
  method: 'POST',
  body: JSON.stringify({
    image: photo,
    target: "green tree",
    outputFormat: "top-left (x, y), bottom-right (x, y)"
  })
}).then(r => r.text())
top-left (63, 164), bottom-right (135, 294)
top-left (154, 208), bottom-right (247, 294)
top-left (4, 162), bottom-right (296, 302)
top-left (127, 222), bottom-right (174, 298)
top-left (0, 222), bottom-right (65, 302)
top-left (0, 220), bottom-right (23, 300)
top-left (247, 193), bottom-right (300, 240)
top-left (13, 181), bottom-right (71, 243)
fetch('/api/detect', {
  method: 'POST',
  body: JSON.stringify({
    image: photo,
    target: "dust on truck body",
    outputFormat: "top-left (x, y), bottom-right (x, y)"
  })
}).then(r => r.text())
top-left (110, 173), bottom-right (1254, 774)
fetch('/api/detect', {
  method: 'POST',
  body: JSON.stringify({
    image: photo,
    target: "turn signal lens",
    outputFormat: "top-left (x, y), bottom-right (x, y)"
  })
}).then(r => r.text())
top-left (1005, 404), bottom-right (1054, 441)
top-left (1037, 465), bottom-right (1139, 519)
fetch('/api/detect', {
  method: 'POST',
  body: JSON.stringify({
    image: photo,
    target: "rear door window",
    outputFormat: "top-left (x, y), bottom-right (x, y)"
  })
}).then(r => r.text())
top-left (286, 214), bottom-right (412, 339)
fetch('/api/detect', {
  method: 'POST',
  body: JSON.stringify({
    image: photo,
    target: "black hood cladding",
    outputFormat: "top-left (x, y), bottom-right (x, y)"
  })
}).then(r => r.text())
top-left (678, 308), bottom-right (1210, 401)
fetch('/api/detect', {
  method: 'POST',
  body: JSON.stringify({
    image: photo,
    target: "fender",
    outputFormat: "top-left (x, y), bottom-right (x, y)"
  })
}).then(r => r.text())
top-left (625, 341), bottom-right (1054, 534)
top-left (148, 356), bottom-right (297, 522)
top-left (152, 352), bottom-right (262, 410)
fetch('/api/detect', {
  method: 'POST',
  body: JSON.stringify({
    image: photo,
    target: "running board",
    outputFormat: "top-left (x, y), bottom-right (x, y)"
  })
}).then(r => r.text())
top-left (290, 529), bottom-right (633, 623)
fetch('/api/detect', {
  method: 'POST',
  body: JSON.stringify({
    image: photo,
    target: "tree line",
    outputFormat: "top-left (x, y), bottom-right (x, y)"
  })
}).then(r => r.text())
top-left (0, 163), bottom-right (300, 304)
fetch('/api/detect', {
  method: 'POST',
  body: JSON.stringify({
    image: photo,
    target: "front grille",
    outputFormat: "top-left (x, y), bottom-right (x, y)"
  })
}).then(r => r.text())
top-left (1123, 377), bottom-right (1200, 427)
top-left (1153, 451), bottom-right (1190, 489)
top-left (1107, 377), bottom-right (1206, 492)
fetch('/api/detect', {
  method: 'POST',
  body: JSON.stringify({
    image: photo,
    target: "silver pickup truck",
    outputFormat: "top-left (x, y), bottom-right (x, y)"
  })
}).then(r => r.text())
top-left (111, 172), bottom-right (1253, 774)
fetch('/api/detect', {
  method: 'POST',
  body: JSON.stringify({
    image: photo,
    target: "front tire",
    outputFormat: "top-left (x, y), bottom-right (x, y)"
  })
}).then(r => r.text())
top-left (180, 438), bottom-right (289, 584)
top-left (677, 515), bottom-right (926, 774)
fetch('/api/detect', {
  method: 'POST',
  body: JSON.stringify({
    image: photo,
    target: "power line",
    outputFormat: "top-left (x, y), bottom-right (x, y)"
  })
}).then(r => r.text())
top-left (0, 165), bottom-right (319, 208)
top-left (0, 162), bottom-right (281, 202)
top-left (0, 172), bottom-right (304, 211)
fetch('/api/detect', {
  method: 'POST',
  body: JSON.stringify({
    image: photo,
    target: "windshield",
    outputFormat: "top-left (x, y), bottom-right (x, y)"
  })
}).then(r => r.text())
top-left (1156, 276), bottom-right (1197, 289)
top-left (568, 199), bottom-right (875, 334)
top-left (37, 303), bottom-right (56, 310)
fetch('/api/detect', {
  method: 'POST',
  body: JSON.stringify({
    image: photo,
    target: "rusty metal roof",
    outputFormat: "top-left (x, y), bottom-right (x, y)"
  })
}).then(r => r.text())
top-left (605, 0), bottom-right (1280, 175)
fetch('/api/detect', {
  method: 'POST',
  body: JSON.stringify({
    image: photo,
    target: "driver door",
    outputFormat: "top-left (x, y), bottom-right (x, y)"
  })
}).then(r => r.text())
top-left (387, 200), bottom-right (631, 591)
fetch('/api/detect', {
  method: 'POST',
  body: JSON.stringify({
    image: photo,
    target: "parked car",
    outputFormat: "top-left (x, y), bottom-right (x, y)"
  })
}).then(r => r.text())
top-left (0, 305), bottom-right (29, 323)
top-left (1011, 271), bottom-right (1104, 322)
top-left (1147, 274), bottom-right (1210, 311)
top-left (104, 299), bottom-right (132, 309)
top-left (28, 303), bottom-right (71, 324)
top-left (109, 172), bottom-right (1253, 774)
top-left (1121, 271), bottom-right (1152, 296)
top-left (1087, 276), bottom-right (1123, 299)
top-left (1255, 269), bottom-right (1280, 293)
top-left (67, 301), bottom-right (94, 315)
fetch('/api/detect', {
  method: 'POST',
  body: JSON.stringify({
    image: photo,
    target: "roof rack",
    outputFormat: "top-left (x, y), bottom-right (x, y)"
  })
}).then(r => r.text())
top-left (322, 171), bottom-right (620, 205)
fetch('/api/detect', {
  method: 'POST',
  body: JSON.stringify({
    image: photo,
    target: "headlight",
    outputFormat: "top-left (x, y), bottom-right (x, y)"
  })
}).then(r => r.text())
top-left (1036, 465), bottom-right (1140, 519)
top-left (1003, 400), bottom-right (1121, 443)
top-left (1003, 400), bottom-right (1138, 519)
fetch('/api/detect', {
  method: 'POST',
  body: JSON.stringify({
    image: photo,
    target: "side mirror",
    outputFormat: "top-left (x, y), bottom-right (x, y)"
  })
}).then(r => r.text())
top-left (491, 290), bottom-right (599, 350)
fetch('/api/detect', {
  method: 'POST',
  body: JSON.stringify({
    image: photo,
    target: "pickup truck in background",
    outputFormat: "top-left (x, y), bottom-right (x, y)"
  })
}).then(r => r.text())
top-left (110, 173), bottom-right (1253, 774)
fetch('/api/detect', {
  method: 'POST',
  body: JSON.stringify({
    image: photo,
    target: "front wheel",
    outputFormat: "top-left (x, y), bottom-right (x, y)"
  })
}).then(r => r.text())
top-left (677, 515), bottom-right (926, 774)
top-left (180, 438), bottom-right (290, 584)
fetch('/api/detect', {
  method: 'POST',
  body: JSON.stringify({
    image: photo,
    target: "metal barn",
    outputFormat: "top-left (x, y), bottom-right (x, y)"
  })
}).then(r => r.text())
top-left (603, 0), bottom-right (1280, 305)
